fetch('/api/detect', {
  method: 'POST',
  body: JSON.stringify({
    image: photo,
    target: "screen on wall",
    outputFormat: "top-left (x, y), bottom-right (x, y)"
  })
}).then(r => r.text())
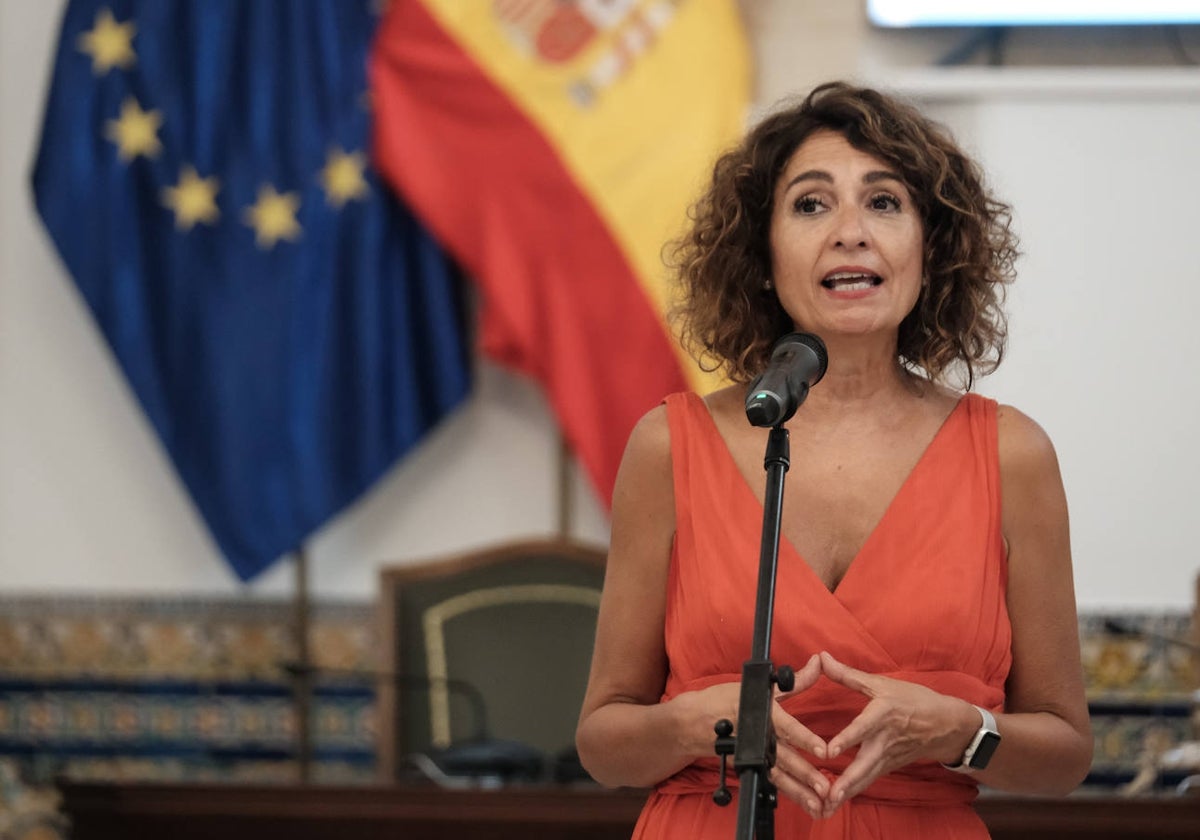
top-left (867, 1), bottom-right (1200, 27)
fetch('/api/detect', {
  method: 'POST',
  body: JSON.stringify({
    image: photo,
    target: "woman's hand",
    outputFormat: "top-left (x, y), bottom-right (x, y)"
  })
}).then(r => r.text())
top-left (671, 654), bottom-right (830, 819)
top-left (817, 651), bottom-right (976, 817)
top-left (762, 654), bottom-right (833, 820)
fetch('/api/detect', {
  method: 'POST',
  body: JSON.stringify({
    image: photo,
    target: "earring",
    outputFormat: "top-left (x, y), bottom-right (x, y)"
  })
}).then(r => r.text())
top-left (763, 278), bottom-right (773, 291)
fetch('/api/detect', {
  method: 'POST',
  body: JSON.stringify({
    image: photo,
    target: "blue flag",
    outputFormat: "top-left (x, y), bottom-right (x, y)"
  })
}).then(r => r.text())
top-left (32, 0), bottom-right (471, 581)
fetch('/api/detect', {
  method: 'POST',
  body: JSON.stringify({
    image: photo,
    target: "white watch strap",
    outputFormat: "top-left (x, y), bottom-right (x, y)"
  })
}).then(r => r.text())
top-left (942, 704), bottom-right (995, 772)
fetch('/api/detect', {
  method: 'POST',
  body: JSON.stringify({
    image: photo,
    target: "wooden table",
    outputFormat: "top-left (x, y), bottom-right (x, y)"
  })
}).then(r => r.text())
top-left (58, 780), bottom-right (1200, 839)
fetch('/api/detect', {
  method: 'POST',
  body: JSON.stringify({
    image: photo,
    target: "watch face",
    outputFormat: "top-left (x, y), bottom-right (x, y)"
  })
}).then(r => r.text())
top-left (970, 731), bottom-right (1001, 769)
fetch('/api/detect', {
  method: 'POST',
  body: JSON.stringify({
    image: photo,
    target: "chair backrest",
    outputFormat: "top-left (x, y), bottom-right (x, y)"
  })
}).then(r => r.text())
top-left (376, 539), bottom-right (606, 781)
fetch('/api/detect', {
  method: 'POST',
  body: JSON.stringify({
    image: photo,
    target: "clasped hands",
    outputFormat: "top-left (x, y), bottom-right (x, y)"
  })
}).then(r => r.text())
top-left (690, 651), bottom-right (970, 821)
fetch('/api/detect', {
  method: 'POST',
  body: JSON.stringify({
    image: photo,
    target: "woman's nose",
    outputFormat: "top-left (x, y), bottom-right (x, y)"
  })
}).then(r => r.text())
top-left (832, 207), bottom-right (868, 249)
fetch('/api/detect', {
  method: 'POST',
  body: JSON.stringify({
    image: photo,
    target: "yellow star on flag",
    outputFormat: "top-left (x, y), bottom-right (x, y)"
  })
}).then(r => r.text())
top-left (104, 97), bottom-right (162, 161)
top-left (243, 185), bottom-right (302, 249)
top-left (162, 167), bottom-right (221, 230)
top-left (77, 8), bottom-right (137, 75)
top-left (319, 148), bottom-right (370, 208)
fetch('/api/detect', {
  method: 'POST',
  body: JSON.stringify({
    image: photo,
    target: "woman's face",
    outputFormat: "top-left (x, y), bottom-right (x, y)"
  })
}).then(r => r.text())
top-left (768, 129), bottom-right (924, 343)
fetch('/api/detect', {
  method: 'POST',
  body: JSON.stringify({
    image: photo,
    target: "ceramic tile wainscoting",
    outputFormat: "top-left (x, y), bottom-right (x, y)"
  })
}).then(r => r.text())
top-left (0, 596), bottom-right (1195, 840)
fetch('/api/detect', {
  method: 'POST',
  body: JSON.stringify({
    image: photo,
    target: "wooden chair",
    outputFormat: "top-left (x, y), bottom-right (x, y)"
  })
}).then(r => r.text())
top-left (377, 539), bottom-right (607, 782)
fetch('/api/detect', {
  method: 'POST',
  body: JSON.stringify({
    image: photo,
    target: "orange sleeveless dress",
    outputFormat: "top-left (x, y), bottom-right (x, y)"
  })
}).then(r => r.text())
top-left (632, 392), bottom-right (1012, 839)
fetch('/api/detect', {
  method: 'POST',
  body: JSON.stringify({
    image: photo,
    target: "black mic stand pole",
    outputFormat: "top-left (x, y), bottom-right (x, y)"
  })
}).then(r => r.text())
top-left (713, 424), bottom-right (796, 840)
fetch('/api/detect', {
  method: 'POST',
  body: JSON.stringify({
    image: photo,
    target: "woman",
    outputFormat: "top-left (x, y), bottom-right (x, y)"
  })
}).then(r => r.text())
top-left (575, 82), bottom-right (1092, 838)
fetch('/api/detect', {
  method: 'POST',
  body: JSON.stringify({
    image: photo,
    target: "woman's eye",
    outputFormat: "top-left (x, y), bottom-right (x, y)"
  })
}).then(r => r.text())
top-left (869, 193), bottom-right (901, 211)
top-left (794, 195), bottom-right (823, 214)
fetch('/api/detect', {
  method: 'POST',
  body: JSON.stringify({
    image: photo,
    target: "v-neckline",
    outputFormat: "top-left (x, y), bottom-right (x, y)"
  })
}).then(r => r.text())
top-left (696, 393), bottom-right (969, 597)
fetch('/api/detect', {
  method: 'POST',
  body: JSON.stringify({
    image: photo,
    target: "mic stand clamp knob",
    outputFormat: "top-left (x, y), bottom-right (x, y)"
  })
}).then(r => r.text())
top-left (713, 718), bottom-right (735, 806)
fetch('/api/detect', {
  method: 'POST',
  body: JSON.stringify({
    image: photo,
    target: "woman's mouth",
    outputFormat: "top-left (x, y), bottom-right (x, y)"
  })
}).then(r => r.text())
top-left (821, 271), bottom-right (882, 292)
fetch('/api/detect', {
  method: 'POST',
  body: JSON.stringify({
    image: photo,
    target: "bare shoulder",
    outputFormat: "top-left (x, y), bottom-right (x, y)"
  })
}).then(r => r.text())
top-left (996, 403), bottom-right (1062, 479)
top-left (611, 402), bottom-right (674, 521)
top-left (995, 404), bottom-right (1069, 548)
top-left (620, 403), bottom-right (671, 469)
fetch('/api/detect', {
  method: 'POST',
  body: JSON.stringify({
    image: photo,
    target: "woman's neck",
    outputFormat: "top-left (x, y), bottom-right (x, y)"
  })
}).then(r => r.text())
top-left (803, 335), bottom-right (914, 408)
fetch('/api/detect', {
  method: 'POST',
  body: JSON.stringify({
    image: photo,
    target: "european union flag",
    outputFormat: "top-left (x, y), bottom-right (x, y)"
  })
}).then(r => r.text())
top-left (32, 0), bottom-right (471, 581)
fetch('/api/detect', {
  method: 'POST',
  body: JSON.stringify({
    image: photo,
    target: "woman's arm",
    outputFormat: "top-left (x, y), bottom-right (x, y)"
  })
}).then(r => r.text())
top-left (575, 405), bottom-right (827, 797)
top-left (967, 404), bottom-right (1093, 793)
top-left (575, 405), bottom-right (692, 787)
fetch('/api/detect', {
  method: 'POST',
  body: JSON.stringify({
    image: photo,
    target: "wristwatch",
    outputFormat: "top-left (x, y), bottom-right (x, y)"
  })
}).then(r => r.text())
top-left (941, 705), bottom-right (1001, 772)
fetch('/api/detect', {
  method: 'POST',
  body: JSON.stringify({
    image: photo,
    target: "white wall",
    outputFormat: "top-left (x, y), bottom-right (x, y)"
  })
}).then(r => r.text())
top-left (3, 1), bottom-right (1198, 609)
top-left (895, 71), bottom-right (1200, 611)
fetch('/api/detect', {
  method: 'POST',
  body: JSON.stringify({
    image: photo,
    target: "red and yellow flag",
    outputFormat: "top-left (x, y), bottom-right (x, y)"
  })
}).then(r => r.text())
top-left (370, 0), bottom-right (751, 506)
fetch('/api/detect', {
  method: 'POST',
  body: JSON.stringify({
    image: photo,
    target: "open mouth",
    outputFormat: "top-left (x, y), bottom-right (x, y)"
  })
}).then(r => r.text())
top-left (821, 271), bottom-right (882, 292)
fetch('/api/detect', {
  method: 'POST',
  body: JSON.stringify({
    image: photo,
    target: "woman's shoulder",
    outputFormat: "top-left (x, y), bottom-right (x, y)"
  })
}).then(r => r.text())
top-left (613, 404), bottom-right (674, 509)
top-left (994, 402), bottom-right (1062, 484)
top-left (996, 403), bottom-right (1056, 452)
top-left (627, 401), bottom-right (671, 453)
top-left (616, 386), bottom-right (742, 506)
top-left (652, 384), bottom-right (746, 428)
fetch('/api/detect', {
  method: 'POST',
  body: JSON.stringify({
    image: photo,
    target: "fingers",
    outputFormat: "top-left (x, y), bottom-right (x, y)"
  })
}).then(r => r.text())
top-left (770, 655), bottom-right (830, 820)
top-left (773, 704), bottom-right (827, 760)
top-left (824, 741), bottom-right (885, 816)
top-left (819, 652), bottom-right (889, 760)
top-left (826, 704), bottom-right (878, 759)
top-left (769, 655), bottom-right (832, 820)
top-left (774, 653), bottom-right (954, 819)
top-left (790, 652), bottom-right (823, 692)
top-left (819, 650), bottom-right (875, 695)
top-left (771, 742), bottom-right (829, 820)
top-left (773, 655), bottom-right (826, 758)
top-left (774, 653), bottom-right (821, 704)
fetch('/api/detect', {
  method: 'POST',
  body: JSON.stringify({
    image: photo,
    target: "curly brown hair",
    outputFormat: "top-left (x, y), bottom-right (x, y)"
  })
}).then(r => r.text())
top-left (668, 81), bottom-right (1018, 389)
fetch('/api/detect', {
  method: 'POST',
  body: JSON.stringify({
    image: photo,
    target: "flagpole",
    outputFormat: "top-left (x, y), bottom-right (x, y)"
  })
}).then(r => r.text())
top-left (557, 433), bottom-right (573, 539)
top-left (293, 546), bottom-right (313, 783)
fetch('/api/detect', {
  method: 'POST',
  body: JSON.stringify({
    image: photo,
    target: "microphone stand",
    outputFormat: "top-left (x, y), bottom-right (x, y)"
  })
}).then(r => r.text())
top-left (713, 424), bottom-right (796, 840)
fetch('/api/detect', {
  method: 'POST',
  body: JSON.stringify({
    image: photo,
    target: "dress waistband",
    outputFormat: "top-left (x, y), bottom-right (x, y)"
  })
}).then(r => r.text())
top-left (655, 759), bottom-right (979, 808)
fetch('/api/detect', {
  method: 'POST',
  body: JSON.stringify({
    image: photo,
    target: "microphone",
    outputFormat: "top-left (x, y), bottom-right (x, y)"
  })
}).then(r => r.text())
top-left (744, 332), bottom-right (828, 427)
top-left (278, 660), bottom-right (547, 783)
top-left (1102, 619), bottom-right (1200, 653)
top-left (278, 660), bottom-right (492, 740)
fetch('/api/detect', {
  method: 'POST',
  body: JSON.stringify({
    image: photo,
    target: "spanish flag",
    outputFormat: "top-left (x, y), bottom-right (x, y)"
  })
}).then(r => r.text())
top-left (370, 0), bottom-right (751, 505)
